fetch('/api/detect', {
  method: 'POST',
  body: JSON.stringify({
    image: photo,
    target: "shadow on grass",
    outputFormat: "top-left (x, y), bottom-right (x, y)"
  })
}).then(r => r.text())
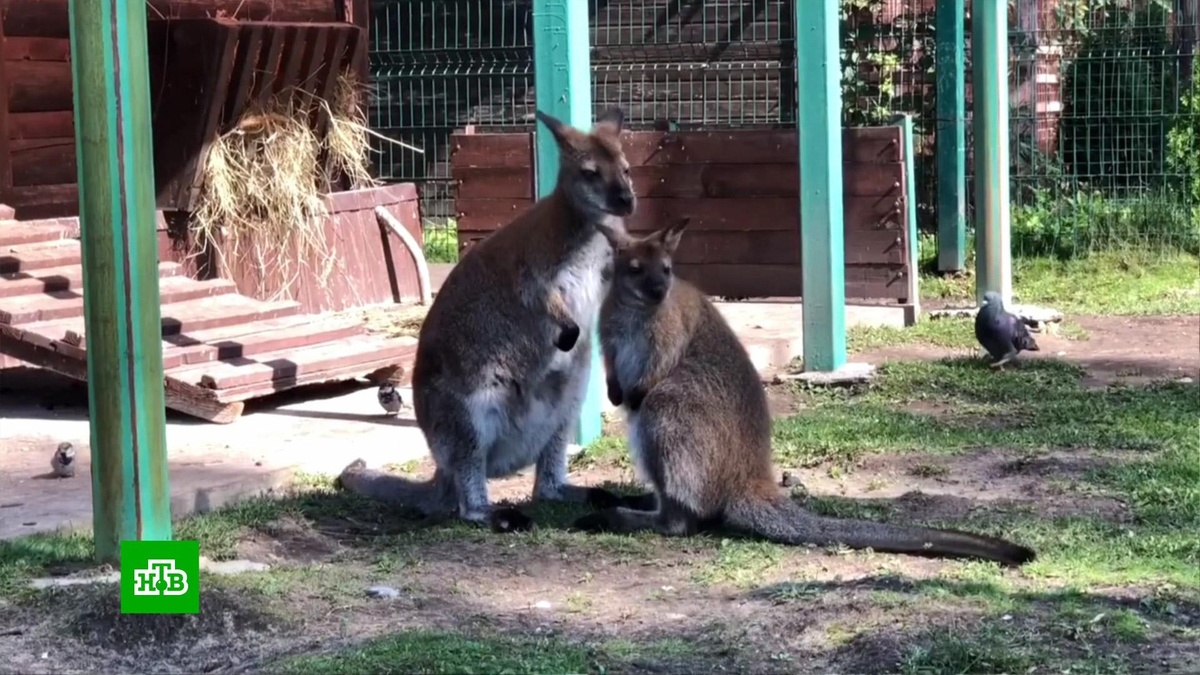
top-left (772, 356), bottom-right (1200, 466)
top-left (749, 575), bottom-right (1200, 675)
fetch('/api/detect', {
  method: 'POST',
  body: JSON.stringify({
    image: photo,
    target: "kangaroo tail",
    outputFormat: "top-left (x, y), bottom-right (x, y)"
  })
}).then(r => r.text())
top-left (335, 459), bottom-right (454, 515)
top-left (725, 486), bottom-right (1036, 567)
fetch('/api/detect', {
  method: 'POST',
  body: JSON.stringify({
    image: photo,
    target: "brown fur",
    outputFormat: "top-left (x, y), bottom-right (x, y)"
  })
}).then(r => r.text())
top-left (576, 221), bottom-right (1038, 566)
top-left (336, 108), bottom-right (637, 532)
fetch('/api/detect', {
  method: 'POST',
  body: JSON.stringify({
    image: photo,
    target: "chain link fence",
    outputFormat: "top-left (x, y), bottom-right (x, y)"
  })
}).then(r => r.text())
top-left (367, 0), bottom-right (1199, 265)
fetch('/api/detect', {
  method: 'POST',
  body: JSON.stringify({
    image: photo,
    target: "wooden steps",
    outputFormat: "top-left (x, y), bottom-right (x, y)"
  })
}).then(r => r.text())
top-left (0, 240), bottom-right (83, 274)
top-left (0, 261), bottom-right (185, 299)
top-left (0, 216), bottom-right (417, 424)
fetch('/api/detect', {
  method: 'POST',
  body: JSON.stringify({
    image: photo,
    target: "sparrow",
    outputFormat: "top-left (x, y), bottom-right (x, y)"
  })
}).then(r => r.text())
top-left (51, 442), bottom-right (76, 478)
top-left (377, 383), bottom-right (404, 416)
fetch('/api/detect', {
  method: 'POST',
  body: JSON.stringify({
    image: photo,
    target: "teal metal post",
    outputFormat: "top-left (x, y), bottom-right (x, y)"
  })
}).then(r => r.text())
top-left (935, 0), bottom-right (967, 272)
top-left (971, 0), bottom-right (1013, 305)
top-left (69, 0), bottom-right (172, 562)
top-left (895, 114), bottom-right (922, 314)
top-left (796, 0), bottom-right (847, 372)
top-left (532, 0), bottom-right (604, 445)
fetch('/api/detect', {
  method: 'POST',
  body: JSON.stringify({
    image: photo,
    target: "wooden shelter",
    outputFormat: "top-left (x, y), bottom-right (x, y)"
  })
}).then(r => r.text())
top-left (0, 0), bottom-right (428, 424)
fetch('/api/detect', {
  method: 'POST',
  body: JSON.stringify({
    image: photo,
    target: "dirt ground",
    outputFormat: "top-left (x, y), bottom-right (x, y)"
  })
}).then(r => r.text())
top-left (1, 314), bottom-right (1197, 674)
top-left (862, 314), bottom-right (1200, 386)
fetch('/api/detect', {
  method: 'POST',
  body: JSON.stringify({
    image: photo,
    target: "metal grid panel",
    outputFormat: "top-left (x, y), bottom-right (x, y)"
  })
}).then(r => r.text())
top-left (369, 0), bottom-right (535, 263)
top-left (367, 0), bottom-right (1199, 263)
top-left (1006, 0), bottom-right (1199, 258)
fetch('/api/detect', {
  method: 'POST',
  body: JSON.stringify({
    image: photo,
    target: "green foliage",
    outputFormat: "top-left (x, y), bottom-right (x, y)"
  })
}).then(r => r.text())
top-left (838, 0), bottom-right (931, 128)
top-left (1166, 58), bottom-right (1200, 222)
top-left (1058, 0), bottom-right (1179, 192)
top-left (1011, 189), bottom-right (1200, 258)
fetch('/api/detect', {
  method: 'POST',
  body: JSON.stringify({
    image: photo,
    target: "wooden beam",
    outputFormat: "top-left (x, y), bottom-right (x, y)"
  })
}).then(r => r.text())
top-left (935, 0), bottom-right (968, 273)
top-left (532, 0), bottom-right (604, 447)
top-left (795, 0), bottom-right (847, 372)
top-left (69, 0), bottom-right (172, 561)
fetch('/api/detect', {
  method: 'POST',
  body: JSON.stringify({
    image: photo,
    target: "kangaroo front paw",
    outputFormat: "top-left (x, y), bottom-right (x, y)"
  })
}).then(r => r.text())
top-left (571, 511), bottom-right (614, 533)
top-left (606, 378), bottom-right (623, 407)
top-left (625, 386), bottom-right (647, 412)
top-left (489, 505), bottom-right (535, 533)
top-left (555, 322), bottom-right (581, 352)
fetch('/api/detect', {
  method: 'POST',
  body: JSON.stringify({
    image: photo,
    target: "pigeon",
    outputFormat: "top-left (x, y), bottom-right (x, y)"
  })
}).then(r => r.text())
top-left (377, 383), bottom-right (404, 416)
top-left (975, 291), bottom-right (1040, 368)
top-left (50, 442), bottom-right (76, 478)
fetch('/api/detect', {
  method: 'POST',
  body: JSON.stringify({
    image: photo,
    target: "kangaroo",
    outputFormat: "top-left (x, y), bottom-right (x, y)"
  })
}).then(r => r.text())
top-left (576, 220), bottom-right (1037, 566)
top-left (337, 108), bottom-right (637, 532)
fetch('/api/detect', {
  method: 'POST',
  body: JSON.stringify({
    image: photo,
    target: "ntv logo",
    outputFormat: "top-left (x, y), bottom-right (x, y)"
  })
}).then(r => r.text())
top-left (120, 540), bottom-right (200, 614)
top-left (132, 559), bottom-right (189, 596)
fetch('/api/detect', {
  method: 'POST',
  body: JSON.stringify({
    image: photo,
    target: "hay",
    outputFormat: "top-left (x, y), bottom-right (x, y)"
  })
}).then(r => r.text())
top-left (189, 71), bottom-right (418, 300)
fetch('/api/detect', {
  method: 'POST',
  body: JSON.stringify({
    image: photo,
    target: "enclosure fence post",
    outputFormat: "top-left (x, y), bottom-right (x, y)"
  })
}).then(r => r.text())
top-left (971, 0), bottom-right (1013, 306)
top-left (69, 0), bottom-right (172, 562)
top-left (532, 0), bottom-right (604, 446)
top-left (796, 0), bottom-right (847, 372)
top-left (936, 0), bottom-right (968, 273)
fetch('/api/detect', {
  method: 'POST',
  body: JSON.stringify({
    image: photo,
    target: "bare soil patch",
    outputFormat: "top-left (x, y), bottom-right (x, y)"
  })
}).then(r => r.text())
top-left (861, 314), bottom-right (1199, 387)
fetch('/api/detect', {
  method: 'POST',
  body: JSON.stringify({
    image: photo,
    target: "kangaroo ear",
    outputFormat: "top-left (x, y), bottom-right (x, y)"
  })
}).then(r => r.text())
top-left (535, 110), bottom-right (573, 150)
top-left (657, 217), bottom-right (690, 255)
top-left (593, 107), bottom-right (626, 138)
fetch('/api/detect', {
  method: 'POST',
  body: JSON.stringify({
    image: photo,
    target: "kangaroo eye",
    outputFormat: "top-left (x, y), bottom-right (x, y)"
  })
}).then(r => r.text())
top-left (622, 167), bottom-right (631, 177)
top-left (662, 264), bottom-right (672, 275)
top-left (581, 168), bottom-right (600, 180)
top-left (627, 261), bottom-right (643, 275)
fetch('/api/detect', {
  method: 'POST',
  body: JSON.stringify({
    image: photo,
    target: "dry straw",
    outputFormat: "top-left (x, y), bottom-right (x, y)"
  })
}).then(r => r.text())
top-left (189, 71), bottom-right (420, 301)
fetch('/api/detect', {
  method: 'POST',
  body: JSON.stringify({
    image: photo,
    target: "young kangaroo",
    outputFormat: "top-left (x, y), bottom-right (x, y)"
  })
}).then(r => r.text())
top-left (337, 108), bottom-right (637, 532)
top-left (578, 220), bottom-right (1038, 566)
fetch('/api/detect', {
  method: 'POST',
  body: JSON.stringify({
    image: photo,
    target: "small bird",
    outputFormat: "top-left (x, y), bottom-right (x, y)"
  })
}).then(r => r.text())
top-left (50, 442), bottom-right (76, 478)
top-left (377, 383), bottom-right (404, 416)
top-left (975, 291), bottom-right (1040, 369)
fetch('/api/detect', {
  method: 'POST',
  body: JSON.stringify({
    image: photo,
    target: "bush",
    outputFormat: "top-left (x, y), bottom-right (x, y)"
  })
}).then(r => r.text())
top-left (1011, 190), bottom-right (1200, 258)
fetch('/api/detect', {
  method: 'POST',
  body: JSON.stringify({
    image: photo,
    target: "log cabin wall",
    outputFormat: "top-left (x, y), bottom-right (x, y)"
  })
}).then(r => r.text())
top-left (451, 127), bottom-right (916, 302)
top-left (0, 0), bottom-right (358, 219)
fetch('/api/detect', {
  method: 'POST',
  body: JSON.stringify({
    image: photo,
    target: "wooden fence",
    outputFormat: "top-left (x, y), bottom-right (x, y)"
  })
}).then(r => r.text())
top-left (451, 127), bottom-right (916, 301)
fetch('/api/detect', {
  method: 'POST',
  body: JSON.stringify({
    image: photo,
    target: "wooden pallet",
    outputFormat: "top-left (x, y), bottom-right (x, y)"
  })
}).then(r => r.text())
top-left (0, 215), bottom-right (416, 424)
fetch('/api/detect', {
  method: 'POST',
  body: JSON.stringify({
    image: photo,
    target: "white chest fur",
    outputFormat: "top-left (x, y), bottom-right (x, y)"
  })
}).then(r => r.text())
top-left (548, 232), bottom-right (612, 371)
top-left (556, 231), bottom-right (611, 330)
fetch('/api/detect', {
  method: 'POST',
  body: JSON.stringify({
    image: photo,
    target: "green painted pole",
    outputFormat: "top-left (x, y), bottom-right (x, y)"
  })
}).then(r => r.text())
top-left (971, 0), bottom-right (1013, 306)
top-left (532, 0), bottom-right (604, 445)
top-left (796, 0), bottom-right (847, 372)
top-left (895, 114), bottom-right (922, 315)
top-left (69, 0), bottom-right (172, 562)
top-left (935, 0), bottom-right (967, 273)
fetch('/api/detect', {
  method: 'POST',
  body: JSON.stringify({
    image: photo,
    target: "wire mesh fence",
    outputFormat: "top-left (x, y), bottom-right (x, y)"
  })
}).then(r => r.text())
top-left (369, 0), bottom-right (535, 264)
top-left (368, 0), bottom-right (1199, 265)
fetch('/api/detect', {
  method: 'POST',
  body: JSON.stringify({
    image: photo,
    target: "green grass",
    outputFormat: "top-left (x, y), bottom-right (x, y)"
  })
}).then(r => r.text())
top-left (772, 357), bottom-right (1200, 589)
top-left (920, 249), bottom-right (1200, 316)
top-left (846, 316), bottom-right (1089, 356)
top-left (772, 358), bottom-right (1198, 466)
top-left (273, 631), bottom-right (593, 675)
top-left (273, 630), bottom-right (711, 675)
top-left (423, 219), bottom-right (459, 264)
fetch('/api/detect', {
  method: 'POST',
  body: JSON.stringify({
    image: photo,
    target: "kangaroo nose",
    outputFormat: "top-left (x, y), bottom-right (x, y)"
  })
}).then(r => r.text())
top-left (611, 190), bottom-right (635, 214)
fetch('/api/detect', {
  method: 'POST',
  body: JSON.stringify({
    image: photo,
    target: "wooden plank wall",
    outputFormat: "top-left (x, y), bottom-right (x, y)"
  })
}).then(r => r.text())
top-left (157, 183), bottom-right (426, 313)
top-left (0, 0), bottom-right (343, 219)
top-left (451, 128), bottom-right (914, 301)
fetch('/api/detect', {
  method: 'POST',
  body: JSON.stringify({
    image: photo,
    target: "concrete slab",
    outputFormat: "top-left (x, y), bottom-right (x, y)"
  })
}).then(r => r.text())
top-left (0, 378), bottom-right (428, 540)
top-left (781, 362), bottom-right (878, 386)
top-left (715, 300), bottom-right (910, 376)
